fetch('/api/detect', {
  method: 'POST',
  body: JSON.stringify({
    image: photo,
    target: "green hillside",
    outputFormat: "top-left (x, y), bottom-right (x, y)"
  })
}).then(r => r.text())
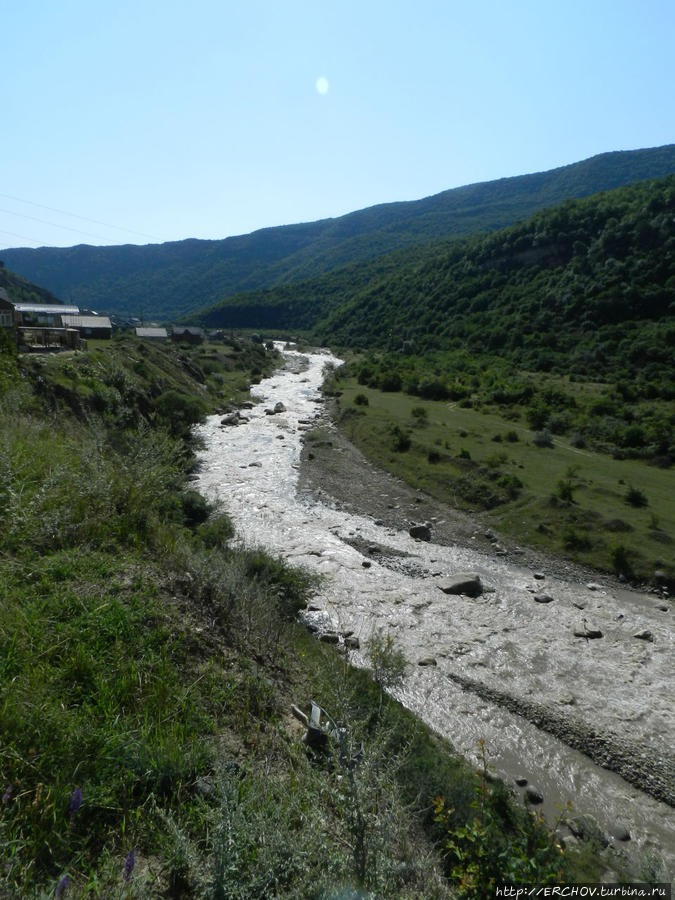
top-left (2, 144), bottom-right (674, 320)
top-left (2, 329), bottom-right (621, 895)
top-left (0, 261), bottom-right (63, 306)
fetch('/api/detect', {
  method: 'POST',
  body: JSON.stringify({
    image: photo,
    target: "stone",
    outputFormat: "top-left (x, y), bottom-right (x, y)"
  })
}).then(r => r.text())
top-left (534, 593), bottom-right (555, 603)
top-left (344, 636), bottom-right (360, 650)
top-left (525, 786), bottom-right (543, 804)
top-left (573, 623), bottom-right (603, 639)
top-left (274, 401), bottom-right (286, 413)
top-left (417, 657), bottom-right (437, 667)
top-left (319, 631), bottom-right (340, 644)
top-left (633, 629), bottom-right (654, 642)
top-left (248, 461), bottom-right (262, 467)
top-left (586, 582), bottom-right (602, 591)
top-left (533, 572), bottom-right (546, 580)
top-left (362, 560), bottom-right (372, 568)
top-left (437, 573), bottom-right (483, 597)
top-left (515, 776), bottom-right (528, 786)
top-left (409, 524), bottom-right (431, 541)
top-left (220, 412), bottom-right (240, 426)
top-left (609, 825), bottom-right (631, 842)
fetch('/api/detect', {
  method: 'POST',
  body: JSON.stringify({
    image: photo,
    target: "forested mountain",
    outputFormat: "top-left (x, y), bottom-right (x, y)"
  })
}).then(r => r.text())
top-left (0, 262), bottom-right (63, 306)
top-left (2, 144), bottom-right (674, 320)
top-left (196, 175), bottom-right (675, 389)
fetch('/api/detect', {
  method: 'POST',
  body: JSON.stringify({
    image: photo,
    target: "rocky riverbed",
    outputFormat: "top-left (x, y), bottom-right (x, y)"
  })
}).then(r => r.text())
top-left (195, 345), bottom-right (675, 879)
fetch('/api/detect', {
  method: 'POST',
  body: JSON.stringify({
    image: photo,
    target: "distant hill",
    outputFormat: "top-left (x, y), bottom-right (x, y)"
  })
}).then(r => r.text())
top-left (2, 144), bottom-right (675, 321)
top-left (0, 263), bottom-right (63, 306)
top-left (196, 174), bottom-right (675, 390)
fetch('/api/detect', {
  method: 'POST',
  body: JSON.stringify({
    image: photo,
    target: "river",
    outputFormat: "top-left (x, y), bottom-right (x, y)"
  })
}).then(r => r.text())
top-left (194, 345), bottom-right (674, 879)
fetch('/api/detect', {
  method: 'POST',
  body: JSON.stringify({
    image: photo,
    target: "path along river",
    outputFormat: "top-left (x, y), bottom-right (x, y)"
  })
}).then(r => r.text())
top-left (195, 346), bottom-right (674, 877)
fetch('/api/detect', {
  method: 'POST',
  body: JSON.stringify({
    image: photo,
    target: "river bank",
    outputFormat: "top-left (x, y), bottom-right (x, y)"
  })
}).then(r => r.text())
top-left (194, 346), bottom-right (675, 879)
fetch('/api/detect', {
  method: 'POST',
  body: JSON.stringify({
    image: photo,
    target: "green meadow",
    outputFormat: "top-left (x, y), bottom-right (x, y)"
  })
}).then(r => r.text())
top-left (336, 378), bottom-right (674, 584)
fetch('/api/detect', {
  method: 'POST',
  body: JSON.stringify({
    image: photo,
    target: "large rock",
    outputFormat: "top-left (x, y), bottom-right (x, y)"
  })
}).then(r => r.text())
top-left (274, 401), bottom-right (286, 413)
top-left (573, 622), bottom-right (603, 639)
top-left (534, 593), bottom-right (555, 603)
top-left (220, 412), bottom-right (241, 426)
top-left (409, 524), bottom-right (431, 541)
top-left (437, 573), bottom-right (483, 597)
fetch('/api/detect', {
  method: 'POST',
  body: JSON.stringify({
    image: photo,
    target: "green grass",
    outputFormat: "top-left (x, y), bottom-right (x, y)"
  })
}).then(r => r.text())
top-left (0, 338), bottom-right (654, 895)
top-left (338, 379), bottom-right (674, 583)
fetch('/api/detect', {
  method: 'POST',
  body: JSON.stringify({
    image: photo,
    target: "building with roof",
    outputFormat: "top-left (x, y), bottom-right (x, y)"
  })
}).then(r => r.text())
top-left (172, 326), bottom-right (205, 344)
top-left (0, 289), bottom-right (14, 329)
top-left (135, 326), bottom-right (168, 340)
top-left (61, 315), bottom-right (112, 339)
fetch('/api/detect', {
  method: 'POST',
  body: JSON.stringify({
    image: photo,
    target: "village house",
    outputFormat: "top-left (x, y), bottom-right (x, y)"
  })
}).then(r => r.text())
top-left (135, 326), bottom-right (168, 340)
top-left (61, 314), bottom-right (113, 340)
top-left (172, 326), bottom-right (204, 344)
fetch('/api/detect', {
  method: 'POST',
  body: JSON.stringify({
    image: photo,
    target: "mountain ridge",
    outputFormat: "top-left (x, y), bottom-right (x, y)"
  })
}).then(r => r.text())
top-left (2, 144), bottom-right (674, 319)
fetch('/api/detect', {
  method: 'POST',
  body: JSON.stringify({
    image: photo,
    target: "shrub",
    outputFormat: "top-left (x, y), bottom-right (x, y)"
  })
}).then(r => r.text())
top-left (505, 430), bottom-right (519, 442)
top-left (533, 430), bottom-right (554, 448)
top-left (380, 371), bottom-right (402, 392)
top-left (180, 489), bottom-right (213, 527)
top-left (411, 406), bottom-right (428, 419)
top-left (354, 393), bottom-right (369, 406)
top-left (391, 425), bottom-right (411, 452)
top-left (428, 450), bottom-right (441, 464)
top-left (624, 485), bottom-right (648, 507)
top-left (611, 544), bottom-right (633, 577)
top-left (563, 526), bottom-right (591, 551)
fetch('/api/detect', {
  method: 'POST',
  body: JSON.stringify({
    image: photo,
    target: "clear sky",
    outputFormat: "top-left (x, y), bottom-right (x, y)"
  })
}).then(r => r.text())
top-left (2, 0), bottom-right (674, 249)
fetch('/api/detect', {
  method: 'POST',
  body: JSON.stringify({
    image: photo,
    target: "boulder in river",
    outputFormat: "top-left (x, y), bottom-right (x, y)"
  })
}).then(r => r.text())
top-left (525, 786), bottom-right (544, 804)
top-left (573, 622), bottom-right (603, 639)
top-left (534, 593), bottom-right (555, 603)
top-left (633, 629), bottom-right (654, 641)
top-left (437, 573), bottom-right (483, 597)
top-left (417, 657), bottom-right (437, 667)
top-left (274, 401), bottom-right (286, 413)
top-left (220, 412), bottom-right (241, 426)
top-left (409, 524), bottom-right (431, 541)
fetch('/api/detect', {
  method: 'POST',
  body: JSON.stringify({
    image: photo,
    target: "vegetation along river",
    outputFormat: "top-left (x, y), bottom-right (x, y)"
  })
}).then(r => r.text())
top-left (194, 344), bottom-right (675, 878)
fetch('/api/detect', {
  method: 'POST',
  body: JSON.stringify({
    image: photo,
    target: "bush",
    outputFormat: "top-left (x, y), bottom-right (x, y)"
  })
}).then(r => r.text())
top-left (354, 393), bottom-right (369, 406)
top-left (180, 490), bottom-right (213, 527)
top-left (391, 425), bottom-right (411, 452)
top-left (624, 485), bottom-right (648, 507)
top-left (154, 390), bottom-right (207, 437)
top-left (533, 430), bottom-right (554, 448)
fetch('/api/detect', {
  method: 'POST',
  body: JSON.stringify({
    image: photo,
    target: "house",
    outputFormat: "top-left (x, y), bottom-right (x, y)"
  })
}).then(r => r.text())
top-left (12, 303), bottom-right (80, 327)
top-left (61, 315), bottom-right (113, 340)
top-left (172, 326), bottom-right (204, 344)
top-left (0, 288), bottom-right (14, 329)
top-left (11, 303), bottom-right (82, 351)
top-left (135, 326), bottom-right (168, 340)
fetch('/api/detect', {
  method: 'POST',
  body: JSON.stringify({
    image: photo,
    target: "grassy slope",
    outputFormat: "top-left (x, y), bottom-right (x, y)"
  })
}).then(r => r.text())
top-left (2, 336), bottom-right (621, 898)
top-left (334, 377), bottom-right (674, 586)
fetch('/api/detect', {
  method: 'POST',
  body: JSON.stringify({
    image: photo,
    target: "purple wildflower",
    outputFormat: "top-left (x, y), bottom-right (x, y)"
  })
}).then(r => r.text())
top-left (123, 847), bottom-right (135, 881)
top-left (2, 785), bottom-right (12, 803)
top-left (68, 787), bottom-right (82, 817)
top-left (55, 875), bottom-right (70, 897)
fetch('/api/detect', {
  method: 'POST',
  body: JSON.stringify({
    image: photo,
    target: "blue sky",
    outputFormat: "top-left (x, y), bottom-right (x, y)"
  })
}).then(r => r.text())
top-left (2, 0), bottom-right (674, 249)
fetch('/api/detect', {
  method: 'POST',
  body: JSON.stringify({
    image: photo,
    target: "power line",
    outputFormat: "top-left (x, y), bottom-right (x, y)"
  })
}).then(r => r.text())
top-left (0, 227), bottom-right (48, 245)
top-left (0, 207), bottom-right (111, 242)
top-left (0, 192), bottom-right (161, 241)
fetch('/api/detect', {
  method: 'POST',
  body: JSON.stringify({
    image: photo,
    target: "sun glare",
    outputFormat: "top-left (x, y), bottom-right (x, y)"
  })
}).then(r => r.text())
top-left (315, 76), bottom-right (329, 95)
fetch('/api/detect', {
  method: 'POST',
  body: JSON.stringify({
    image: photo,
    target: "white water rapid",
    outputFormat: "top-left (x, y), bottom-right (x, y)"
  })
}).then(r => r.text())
top-left (194, 346), bottom-right (674, 878)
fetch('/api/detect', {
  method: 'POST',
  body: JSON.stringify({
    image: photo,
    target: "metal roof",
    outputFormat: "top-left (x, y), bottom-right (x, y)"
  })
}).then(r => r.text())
top-left (13, 304), bottom-right (80, 315)
top-left (136, 327), bottom-right (168, 338)
top-left (61, 315), bottom-right (112, 329)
